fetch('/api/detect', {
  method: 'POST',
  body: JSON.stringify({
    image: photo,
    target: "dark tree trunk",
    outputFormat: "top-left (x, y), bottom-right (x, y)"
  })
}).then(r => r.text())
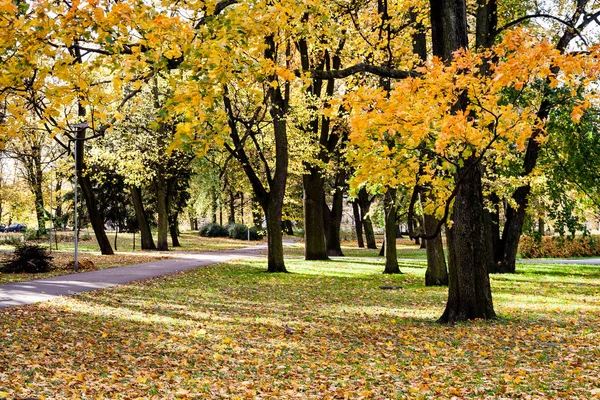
top-left (228, 190), bottom-right (235, 224)
top-left (283, 220), bottom-right (294, 235)
top-left (438, 159), bottom-right (495, 323)
top-left (494, 9), bottom-right (578, 274)
top-left (324, 170), bottom-right (345, 257)
top-left (211, 190), bottom-right (218, 224)
top-left (424, 214), bottom-right (448, 286)
top-left (379, 241), bottom-right (385, 257)
top-left (303, 170), bottom-right (328, 260)
top-left (264, 196), bottom-right (286, 272)
top-left (130, 186), bottom-right (156, 250)
top-left (252, 199), bottom-right (263, 227)
top-left (357, 188), bottom-right (377, 249)
top-left (30, 151), bottom-right (46, 236)
top-left (155, 167), bottom-right (169, 251)
top-left (352, 201), bottom-right (365, 248)
top-left (432, 0), bottom-right (495, 322)
top-left (169, 213), bottom-right (181, 247)
top-left (538, 217), bottom-right (544, 238)
top-left (240, 192), bottom-right (244, 222)
top-left (383, 189), bottom-right (400, 274)
top-left (72, 101), bottom-right (114, 255)
top-left (485, 194), bottom-right (504, 273)
top-left (221, 35), bottom-right (288, 273)
top-left (78, 174), bottom-right (114, 255)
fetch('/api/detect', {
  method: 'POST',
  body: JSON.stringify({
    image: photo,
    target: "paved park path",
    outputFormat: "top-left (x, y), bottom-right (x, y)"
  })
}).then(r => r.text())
top-left (0, 242), bottom-right (277, 309)
top-left (517, 258), bottom-right (600, 265)
top-left (1, 240), bottom-right (598, 309)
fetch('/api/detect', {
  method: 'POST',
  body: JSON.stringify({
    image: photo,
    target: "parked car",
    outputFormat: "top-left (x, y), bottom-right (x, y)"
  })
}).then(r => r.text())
top-left (0, 224), bottom-right (5, 232)
top-left (6, 223), bottom-right (26, 233)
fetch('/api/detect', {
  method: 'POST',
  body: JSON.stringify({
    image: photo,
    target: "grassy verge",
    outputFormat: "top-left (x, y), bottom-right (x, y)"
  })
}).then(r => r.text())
top-left (284, 239), bottom-right (428, 260)
top-left (0, 252), bottom-right (171, 285)
top-left (1, 255), bottom-right (598, 398)
top-left (0, 231), bottom-right (260, 253)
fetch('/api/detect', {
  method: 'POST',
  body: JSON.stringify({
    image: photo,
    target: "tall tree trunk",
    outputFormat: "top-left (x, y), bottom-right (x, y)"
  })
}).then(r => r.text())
top-left (264, 196), bottom-right (286, 272)
top-left (130, 186), bottom-right (156, 250)
top-left (357, 188), bottom-right (377, 249)
top-left (211, 190), bottom-right (218, 224)
top-left (303, 170), bottom-right (328, 260)
top-left (240, 192), bottom-right (244, 222)
top-left (352, 201), bottom-right (365, 248)
top-left (170, 213), bottom-right (181, 247)
top-left (252, 198), bottom-right (262, 227)
top-left (324, 171), bottom-right (345, 257)
top-left (155, 167), bottom-right (169, 251)
top-left (283, 220), bottom-right (293, 235)
top-left (432, 0), bottom-right (494, 322)
top-left (383, 189), bottom-right (400, 274)
top-left (33, 165), bottom-right (45, 236)
top-left (438, 159), bottom-right (495, 322)
top-left (424, 214), bottom-right (448, 286)
top-left (78, 174), bottom-right (114, 255)
top-left (228, 190), bottom-right (235, 224)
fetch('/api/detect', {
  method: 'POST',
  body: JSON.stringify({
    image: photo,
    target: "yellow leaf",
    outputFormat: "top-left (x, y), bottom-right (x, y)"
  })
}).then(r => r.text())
top-left (571, 106), bottom-right (584, 123)
top-left (137, 375), bottom-right (148, 384)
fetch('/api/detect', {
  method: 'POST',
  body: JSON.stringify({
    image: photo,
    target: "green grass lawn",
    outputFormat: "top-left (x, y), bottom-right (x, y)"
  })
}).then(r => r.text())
top-left (1, 254), bottom-right (599, 398)
top-left (0, 231), bottom-right (257, 253)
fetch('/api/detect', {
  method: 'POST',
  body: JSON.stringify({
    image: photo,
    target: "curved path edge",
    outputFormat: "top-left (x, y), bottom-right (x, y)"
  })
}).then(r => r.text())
top-left (0, 242), bottom-right (280, 309)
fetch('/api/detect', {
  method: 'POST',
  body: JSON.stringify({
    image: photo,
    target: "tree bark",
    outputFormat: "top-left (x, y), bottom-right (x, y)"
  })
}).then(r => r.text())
top-left (283, 220), bottom-right (294, 235)
top-left (169, 213), bottom-right (181, 247)
top-left (130, 185), bottom-right (156, 250)
top-left (438, 159), bottom-right (495, 322)
top-left (357, 188), bottom-right (377, 249)
top-left (33, 158), bottom-right (45, 236)
top-left (432, 0), bottom-right (495, 322)
top-left (303, 170), bottom-right (328, 260)
top-left (211, 190), bottom-right (218, 224)
top-left (228, 190), bottom-right (235, 224)
top-left (424, 214), bottom-right (448, 286)
top-left (76, 125), bottom-right (114, 255)
top-left (383, 189), bottom-right (400, 274)
top-left (352, 201), bottom-right (365, 247)
top-left (155, 166), bottom-right (169, 251)
top-left (265, 195), bottom-right (286, 272)
top-left (324, 170), bottom-right (345, 257)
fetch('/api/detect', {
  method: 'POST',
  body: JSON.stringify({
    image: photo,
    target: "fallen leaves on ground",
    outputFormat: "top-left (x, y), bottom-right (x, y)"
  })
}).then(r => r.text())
top-left (0, 255), bottom-right (599, 399)
top-left (0, 252), bottom-right (171, 284)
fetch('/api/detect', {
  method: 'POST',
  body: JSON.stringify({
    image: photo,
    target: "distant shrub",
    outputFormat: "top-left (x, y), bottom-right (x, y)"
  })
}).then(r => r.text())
top-left (24, 228), bottom-right (40, 241)
top-left (1, 244), bottom-right (54, 273)
top-left (0, 235), bottom-right (23, 245)
top-left (519, 235), bottom-right (600, 258)
top-left (227, 223), bottom-right (263, 241)
top-left (199, 223), bottom-right (229, 238)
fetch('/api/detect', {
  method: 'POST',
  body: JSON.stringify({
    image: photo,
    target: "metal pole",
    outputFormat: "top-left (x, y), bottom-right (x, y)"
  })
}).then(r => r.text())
top-left (49, 170), bottom-right (53, 253)
top-left (74, 141), bottom-right (78, 272)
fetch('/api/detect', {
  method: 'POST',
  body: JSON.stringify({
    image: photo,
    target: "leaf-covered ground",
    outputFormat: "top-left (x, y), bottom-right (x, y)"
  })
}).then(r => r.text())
top-left (0, 233), bottom-right (257, 284)
top-left (0, 252), bottom-right (171, 285)
top-left (1, 253), bottom-right (599, 399)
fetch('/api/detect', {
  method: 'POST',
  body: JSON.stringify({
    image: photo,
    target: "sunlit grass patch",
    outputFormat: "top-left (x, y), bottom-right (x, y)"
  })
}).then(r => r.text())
top-left (1, 255), bottom-right (599, 399)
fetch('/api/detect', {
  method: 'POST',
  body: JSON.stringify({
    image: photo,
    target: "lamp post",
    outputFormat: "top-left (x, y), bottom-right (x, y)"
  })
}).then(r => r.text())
top-left (49, 167), bottom-right (53, 253)
top-left (70, 122), bottom-right (89, 272)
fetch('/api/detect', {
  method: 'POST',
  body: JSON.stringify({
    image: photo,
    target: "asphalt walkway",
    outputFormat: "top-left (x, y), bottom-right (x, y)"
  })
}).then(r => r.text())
top-left (1, 240), bottom-right (598, 309)
top-left (517, 258), bottom-right (600, 265)
top-left (0, 243), bottom-right (271, 309)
